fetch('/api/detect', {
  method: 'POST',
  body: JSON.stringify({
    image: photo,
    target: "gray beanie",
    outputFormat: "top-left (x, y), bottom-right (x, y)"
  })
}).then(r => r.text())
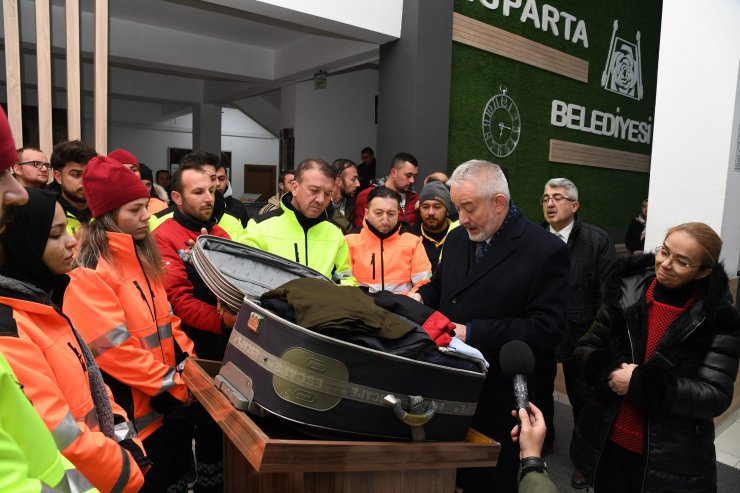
top-left (419, 181), bottom-right (451, 212)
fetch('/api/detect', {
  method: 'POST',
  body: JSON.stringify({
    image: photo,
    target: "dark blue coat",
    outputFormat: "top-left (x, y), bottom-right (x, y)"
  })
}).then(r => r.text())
top-left (418, 211), bottom-right (569, 493)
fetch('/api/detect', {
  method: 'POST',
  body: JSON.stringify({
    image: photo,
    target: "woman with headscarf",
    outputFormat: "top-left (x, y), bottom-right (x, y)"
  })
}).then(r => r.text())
top-left (64, 156), bottom-right (196, 493)
top-left (571, 222), bottom-right (740, 493)
top-left (0, 187), bottom-right (147, 492)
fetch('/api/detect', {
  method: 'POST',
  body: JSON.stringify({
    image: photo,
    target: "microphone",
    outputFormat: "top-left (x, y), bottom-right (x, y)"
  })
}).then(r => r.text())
top-left (499, 340), bottom-right (535, 413)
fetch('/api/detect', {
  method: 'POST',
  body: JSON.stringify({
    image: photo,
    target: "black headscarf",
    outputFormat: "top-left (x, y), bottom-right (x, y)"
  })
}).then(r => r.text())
top-left (0, 188), bottom-right (69, 302)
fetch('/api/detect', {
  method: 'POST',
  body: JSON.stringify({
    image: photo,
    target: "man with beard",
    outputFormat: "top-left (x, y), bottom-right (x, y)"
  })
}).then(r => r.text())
top-left (411, 181), bottom-right (458, 272)
top-left (215, 162), bottom-right (249, 235)
top-left (346, 186), bottom-right (431, 294)
top-left (354, 152), bottom-right (419, 230)
top-left (150, 151), bottom-right (244, 239)
top-left (12, 146), bottom-right (51, 188)
top-left (50, 140), bottom-right (97, 236)
top-left (238, 158), bottom-right (356, 286)
top-left (328, 158), bottom-right (360, 234)
top-left (153, 163), bottom-right (235, 359)
top-left (414, 160), bottom-right (569, 493)
top-left (153, 164), bottom-right (233, 492)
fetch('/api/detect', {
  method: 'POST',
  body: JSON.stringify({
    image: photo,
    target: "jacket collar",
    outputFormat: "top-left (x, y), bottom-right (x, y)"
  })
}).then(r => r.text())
top-left (362, 219), bottom-right (401, 242)
top-left (609, 254), bottom-right (732, 320)
top-left (103, 231), bottom-right (143, 275)
top-left (173, 206), bottom-right (218, 232)
top-left (281, 193), bottom-right (328, 232)
top-left (58, 193), bottom-right (92, 223)
top-left (0, 273), bottom-right (68, 309)
top-left (453, 206), bottom-right (525, 295)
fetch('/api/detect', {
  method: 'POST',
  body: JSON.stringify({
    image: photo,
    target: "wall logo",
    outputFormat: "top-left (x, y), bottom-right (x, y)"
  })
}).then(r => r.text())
top-left (601, 20), bottom-right (643, 101)
top-left (482, 85), bottom-right (521, 158)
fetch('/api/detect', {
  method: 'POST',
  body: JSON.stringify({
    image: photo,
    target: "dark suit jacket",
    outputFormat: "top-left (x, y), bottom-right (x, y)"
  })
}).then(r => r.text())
top-left (418, 212), bottom-right (569, 492)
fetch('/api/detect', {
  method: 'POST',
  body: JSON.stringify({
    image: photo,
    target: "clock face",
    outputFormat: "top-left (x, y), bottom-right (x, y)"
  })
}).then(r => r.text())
top-left (482, 91), bottom-right (521, 158)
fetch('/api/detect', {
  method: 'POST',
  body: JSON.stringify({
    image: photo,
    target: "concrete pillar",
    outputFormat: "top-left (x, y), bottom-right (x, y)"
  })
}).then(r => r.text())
top-left (647, 0), bottom-right (740, 276)
top-left (193, 103), bottom-right (222, 152)
top-left (376, 0), bottom-right (453, 178)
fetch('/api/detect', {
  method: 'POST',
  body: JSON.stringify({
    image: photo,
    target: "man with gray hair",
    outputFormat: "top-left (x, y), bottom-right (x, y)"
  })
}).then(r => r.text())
top-left (542, 177), bottom-right (615, 489)
top-left (416, 160), bottom-right (569, 493)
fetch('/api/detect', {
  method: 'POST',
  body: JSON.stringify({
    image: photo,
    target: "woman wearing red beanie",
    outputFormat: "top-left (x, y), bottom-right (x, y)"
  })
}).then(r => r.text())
top-left (64, 156), bottom-right (197, 493)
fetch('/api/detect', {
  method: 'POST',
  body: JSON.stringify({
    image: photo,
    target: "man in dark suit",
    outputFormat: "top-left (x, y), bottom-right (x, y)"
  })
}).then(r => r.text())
top-left (416, 160), bottom-right (570, 493)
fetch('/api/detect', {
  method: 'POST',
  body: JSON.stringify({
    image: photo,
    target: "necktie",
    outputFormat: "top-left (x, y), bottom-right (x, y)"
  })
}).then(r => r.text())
top-left (474, 241), bottom-right (488, 265)
top-left (556, 232), bottom-right (566, 243)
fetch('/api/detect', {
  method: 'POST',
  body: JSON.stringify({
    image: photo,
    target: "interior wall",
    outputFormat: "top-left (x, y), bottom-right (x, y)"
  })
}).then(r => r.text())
top-left (293, 68), bottom-right (378, 166)
top-left (101, 105), bottom-right (278, 199)
top-left (647, 0), bottom-right (740, 275)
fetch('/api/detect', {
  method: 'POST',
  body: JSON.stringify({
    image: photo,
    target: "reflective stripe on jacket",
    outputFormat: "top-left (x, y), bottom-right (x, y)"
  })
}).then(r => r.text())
top-left (0, 352), bottom-right (98, 493)
top-left (237, 194), bottom-right (357, 286)
top-left (64, 231), bottom-right (195, 441)
top-left (0, 298), bottom-right (144, 492)
top-left (346, 222), bottom-right (431, 294)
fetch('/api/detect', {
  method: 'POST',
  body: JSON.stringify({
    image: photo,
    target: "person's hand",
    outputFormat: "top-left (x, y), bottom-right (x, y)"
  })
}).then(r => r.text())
top-left (608, 363), bottom-right (637, 396)
top-left (453, 323), bottom-right (466, 342)
top-left (218, 300), bottom-right (237, 330)
top-left (221, 310), bottom-right (236, 330)
top-left (185, 227), bottom-right (209, 250)
top-left (510, 402), bottom-right (546, 459)
top-left (406, 292), bottom-right (422, 302)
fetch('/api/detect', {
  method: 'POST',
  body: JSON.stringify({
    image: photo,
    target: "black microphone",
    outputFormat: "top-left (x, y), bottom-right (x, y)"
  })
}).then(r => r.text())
top-left (499, 340), bottom-right (536, 413)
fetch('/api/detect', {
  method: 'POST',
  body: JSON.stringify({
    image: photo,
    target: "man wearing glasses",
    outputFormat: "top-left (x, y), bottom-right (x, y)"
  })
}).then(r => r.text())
top-left (12, 146), bottom-right (51, 188)
top-left (541, 177), bottom-right (615, 489)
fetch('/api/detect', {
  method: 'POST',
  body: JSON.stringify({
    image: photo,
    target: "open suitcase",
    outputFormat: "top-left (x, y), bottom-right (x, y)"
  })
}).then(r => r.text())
top-left (192, 236), bottom-right (486, 442)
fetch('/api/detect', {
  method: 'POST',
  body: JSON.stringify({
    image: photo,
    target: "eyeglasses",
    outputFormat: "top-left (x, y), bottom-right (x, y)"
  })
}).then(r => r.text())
top-left (18, 160), bottom-right (52, 170)
top-left (541, 193), bottom-right (575, 204)
top-left (653, 245), bottom-right (700, 270)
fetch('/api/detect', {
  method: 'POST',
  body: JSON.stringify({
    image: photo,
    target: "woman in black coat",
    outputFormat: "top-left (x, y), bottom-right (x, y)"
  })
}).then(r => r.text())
top-left (571, 222), bottom-right (740, 493)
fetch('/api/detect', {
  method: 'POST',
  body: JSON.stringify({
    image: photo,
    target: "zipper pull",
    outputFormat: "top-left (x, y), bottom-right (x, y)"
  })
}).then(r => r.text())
top-left (294, 243), bottom-right (300, 263)
top-left (68, 342), bottom-right (87, 373)
top-left (371, 252), bottom-right (376, 279)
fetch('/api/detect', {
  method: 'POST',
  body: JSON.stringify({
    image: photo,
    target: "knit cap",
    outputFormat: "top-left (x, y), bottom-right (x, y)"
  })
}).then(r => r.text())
top-left (108, 148), bottom-right (139, 170)
top-left (419, 181), bottom-right (451, 212)
top-left (83, 156), bottom-right (150, 218)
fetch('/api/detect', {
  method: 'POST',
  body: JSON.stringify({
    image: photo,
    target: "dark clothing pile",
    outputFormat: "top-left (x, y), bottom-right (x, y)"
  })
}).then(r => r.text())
top-left (260, 278), bottom-right (481, 371)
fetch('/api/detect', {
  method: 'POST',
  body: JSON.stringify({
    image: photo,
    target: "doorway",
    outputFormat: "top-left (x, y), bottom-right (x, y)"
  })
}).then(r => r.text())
top-left (243, 164), bottom-right (277, 202)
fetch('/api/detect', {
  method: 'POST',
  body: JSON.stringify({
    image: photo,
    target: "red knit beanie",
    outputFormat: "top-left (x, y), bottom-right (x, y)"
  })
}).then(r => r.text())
top-left (83, 156), bottom-right (150, 218)
top-left (0, 107), bottom-right (18, 173)
top-left (108, 149), bottom-right (139, 170)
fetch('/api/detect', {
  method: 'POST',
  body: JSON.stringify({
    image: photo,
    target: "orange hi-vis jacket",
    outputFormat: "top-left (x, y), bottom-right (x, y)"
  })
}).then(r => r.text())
top-left (65, 231), bottom-right (195, 441)
top-left (0, 294), bottom-right (145, 493)
top-left (345, 222), bottom-right (432, 294)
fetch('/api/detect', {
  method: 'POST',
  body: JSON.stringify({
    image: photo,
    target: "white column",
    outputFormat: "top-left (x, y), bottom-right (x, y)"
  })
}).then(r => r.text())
top-left (647, 0), bottom-right (740, 275)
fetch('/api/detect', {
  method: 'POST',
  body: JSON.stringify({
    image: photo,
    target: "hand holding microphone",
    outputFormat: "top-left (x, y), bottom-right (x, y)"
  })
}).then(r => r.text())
top-left (499, 340), bottom-right (535, 429)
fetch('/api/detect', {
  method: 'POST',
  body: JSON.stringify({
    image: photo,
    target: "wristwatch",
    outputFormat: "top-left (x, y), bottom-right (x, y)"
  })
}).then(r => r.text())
top-left (521, 456), bottom-right (547, 477)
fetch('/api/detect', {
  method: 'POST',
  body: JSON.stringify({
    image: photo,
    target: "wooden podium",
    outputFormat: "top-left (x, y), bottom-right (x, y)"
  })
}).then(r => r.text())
top-left (184, 359), bottom-right (500, 493)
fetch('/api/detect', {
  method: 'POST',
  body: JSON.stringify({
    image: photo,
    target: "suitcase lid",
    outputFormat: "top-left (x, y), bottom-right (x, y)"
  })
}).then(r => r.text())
top-left (192, 235), bottom-right (329, 312)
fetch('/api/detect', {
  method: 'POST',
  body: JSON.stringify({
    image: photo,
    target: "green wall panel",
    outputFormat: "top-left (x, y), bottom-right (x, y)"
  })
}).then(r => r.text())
top-left (449, 0), bottom-right (663, 230)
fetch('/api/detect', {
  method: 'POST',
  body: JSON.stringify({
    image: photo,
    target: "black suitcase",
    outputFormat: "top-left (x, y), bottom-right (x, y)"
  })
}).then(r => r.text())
top-left (192, 236), bottom-right (486, 442)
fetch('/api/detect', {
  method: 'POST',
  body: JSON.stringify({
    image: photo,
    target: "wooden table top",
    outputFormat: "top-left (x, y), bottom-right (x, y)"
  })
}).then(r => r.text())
top-left (183, 359), bottom-right (500, 474)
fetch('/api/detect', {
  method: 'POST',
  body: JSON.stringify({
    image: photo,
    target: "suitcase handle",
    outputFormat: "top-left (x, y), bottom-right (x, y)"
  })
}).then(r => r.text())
top-left (384, 394), bottom-right (438, 428)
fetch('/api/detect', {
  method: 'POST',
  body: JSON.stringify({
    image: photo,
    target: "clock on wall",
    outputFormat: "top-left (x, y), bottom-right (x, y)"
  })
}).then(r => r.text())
top-left (482, 85), bottom-right (521, 158)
